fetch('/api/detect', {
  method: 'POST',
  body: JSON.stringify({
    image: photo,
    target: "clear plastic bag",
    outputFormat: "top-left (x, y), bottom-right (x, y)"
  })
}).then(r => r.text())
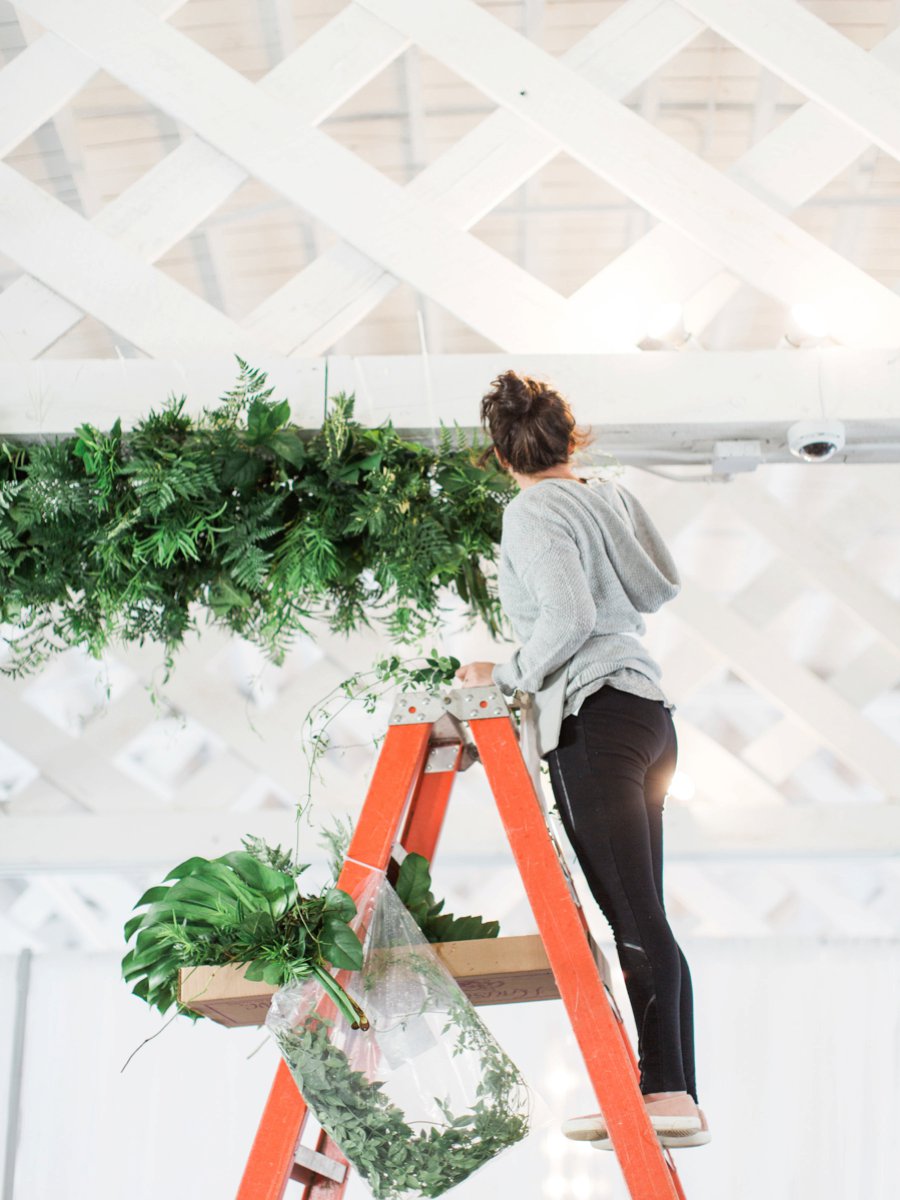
top-left (266, 868), bottom-right (532, 1200)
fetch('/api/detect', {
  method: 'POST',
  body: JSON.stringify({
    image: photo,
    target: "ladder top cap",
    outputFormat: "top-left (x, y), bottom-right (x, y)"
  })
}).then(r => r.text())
top-left (389, 686), bottom-right (510, 725)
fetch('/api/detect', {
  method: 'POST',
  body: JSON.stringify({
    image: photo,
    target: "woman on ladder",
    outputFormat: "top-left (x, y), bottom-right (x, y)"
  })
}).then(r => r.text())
top-left (455, 369), bottom-right (710, 1150)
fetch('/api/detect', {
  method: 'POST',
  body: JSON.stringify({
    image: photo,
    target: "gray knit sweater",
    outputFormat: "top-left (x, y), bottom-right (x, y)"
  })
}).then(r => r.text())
top-left (491, 476), bottom-right (681, 730)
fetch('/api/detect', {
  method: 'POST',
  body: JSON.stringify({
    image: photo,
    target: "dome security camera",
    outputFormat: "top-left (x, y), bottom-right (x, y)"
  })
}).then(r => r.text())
top-left (786, 419), bottom-right (845, 463)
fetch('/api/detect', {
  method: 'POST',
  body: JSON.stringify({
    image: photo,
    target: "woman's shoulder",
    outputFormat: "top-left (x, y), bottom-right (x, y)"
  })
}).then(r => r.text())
top-left (505, 477), bottom-right (623, 521)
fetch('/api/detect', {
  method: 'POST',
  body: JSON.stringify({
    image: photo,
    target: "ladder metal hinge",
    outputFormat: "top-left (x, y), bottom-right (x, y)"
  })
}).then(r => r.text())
top-left (422, 744), bottom-right (480, 772)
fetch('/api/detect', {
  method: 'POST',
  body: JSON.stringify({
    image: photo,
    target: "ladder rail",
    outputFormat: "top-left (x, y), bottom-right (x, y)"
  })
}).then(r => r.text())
top-left (237, 689), bottom-right (690, 1200)
top-left (467, 708), bottom-right (683, 1200)
top-left (235, 722), bottom-right (431, 1200)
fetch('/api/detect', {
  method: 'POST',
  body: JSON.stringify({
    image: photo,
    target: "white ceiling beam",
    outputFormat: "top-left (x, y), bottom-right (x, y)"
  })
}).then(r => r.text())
top-left (780, 863), bottom-right (895, 938)
top-left (146, 655), bottom-right (352, 798)
top-left (246, 0), bottom-right (704, 353)
top-left (3, 350), bottom-right (900, 435)
top-left (827, 643), bottom-right (900, 710)
top-left (663, 864), bottom-right (773, 935)
top-left (0, 0), bottom-right (701, 358)
top-left (0, 911), bottom-right (48, 952)
top-left (0, 2), bottom-right (408, 359)
top-left (740, 718), bottom-right (823, 787)
top-left (353, 0), bottom-right (900, 348)
top-left (676, 0), bottom-right (900, 160)
top-left (0, 163), bottom-right (275, 357)
top-left (729, 560), bottom-right (809, 629)
top-left (652, 630), bottom-right (723, 702)
top-left (4, 802), bottom-right (900, 872)
top-left (575, 22), bottom-right (900, 341)
top-left (12, 10), bottom-right (105, 220)
top-left (677, 720), bottom-right (789, 808)
top-left (32, 876), bottom-right (114, 948)
top-left (15, 0), bottom-right (568, 354)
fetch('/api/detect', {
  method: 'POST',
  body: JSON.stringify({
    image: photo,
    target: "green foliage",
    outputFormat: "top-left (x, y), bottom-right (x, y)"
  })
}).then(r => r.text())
top-left (275, 975), bottom-right (530, 1198)
top-left (318, 818), bottom-right (501, 945)
top-left (123, 830), bottom-right (501, 1030)
top-left (0, 359), bottom-right (513, 678)
top-left (396, 853), bottom-right (500, 943)
top-left (122, 837), bottom-right (366, 1028)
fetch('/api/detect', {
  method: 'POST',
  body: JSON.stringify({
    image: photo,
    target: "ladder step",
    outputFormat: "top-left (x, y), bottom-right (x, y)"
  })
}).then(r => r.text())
top-left (178, 933), bottom-right (613, 1026)
top-left (437, 932), bottom-right (613, 1005)
top-left (290, 1145), bottom-right (347, 1186)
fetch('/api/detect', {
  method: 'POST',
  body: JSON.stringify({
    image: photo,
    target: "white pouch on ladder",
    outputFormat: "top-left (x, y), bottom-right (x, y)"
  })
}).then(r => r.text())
top-left (517, 691), bottom-right (547, 806)
top-left (515, 670), bottom-right (584, 912)
top-left (515, 660), bottom-right (568, 811)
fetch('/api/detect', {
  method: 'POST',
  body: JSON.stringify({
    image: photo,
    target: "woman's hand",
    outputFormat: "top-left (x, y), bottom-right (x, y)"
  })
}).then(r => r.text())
top-left (454, 661), bottom-right (497, 688)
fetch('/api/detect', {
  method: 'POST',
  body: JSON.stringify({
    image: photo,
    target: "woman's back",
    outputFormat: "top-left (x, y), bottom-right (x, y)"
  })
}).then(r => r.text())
top-left (499, 476), bottom-right (681, 635)
top-left (493, 476), bottom-right (681, 736)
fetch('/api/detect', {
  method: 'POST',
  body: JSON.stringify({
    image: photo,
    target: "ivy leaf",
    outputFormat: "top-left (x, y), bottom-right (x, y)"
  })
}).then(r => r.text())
top-left (221, 451), bottom-right (264, 488)
top-left (246, 398), bottom-right (291, 444)
top-left (395, 853), bottom-right (432, 912)
top-left (322, 887), bottom-right (356, 922)
top-left (268, 429), bottom-right (307, 471)
top-left (216, 852), bottom-right (296, 907)
top-left (162, 856), bottom-right (215, 883)
top-left (208, 577), bottom-right (253, 615)
top-left (319, 916), bottom-right (363, 970)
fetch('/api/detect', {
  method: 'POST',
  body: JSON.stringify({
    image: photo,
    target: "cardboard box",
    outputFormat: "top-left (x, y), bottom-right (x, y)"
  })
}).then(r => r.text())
top-left (178, 933), bottom-right (613, 1027)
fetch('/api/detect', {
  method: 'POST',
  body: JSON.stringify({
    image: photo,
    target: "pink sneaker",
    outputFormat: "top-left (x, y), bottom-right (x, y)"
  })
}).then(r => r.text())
top-left (588, 1106), bottom-right (711, 1150)
top-left (562, 1107), bottom-right (701, 1142)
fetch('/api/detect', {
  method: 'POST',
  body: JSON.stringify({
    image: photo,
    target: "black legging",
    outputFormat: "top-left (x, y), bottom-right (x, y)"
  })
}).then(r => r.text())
top-left (545, 684), bottom-right (698, 1103)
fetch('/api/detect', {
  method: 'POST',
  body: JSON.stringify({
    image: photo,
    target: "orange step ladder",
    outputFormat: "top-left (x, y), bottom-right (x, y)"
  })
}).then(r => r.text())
top-left (237, 685), bottom-right (689, 1200)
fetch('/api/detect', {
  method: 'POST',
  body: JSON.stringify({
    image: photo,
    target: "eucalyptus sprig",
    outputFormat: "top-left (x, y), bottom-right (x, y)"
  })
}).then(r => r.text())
top-left (0, 359), bottom-right (513, 679)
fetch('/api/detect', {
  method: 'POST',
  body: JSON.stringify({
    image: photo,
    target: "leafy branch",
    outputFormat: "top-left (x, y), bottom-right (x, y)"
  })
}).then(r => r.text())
top-left (395, 853), bottom-right (499, 943)
top-left (121, 837), bottom-right (368, 1028)
top-left (0, 359), bottom-right (514, 679)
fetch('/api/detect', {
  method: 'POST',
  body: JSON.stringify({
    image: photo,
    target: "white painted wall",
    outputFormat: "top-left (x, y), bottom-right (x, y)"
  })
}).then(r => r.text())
top-left (1, 938), bottom-right (898, 1200)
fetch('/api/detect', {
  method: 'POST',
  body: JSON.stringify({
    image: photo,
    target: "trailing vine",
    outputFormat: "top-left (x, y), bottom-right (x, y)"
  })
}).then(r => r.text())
top-left (297, 648), bottom-right (463, 831)
top-left (0, 359), bottom-right (514, 679)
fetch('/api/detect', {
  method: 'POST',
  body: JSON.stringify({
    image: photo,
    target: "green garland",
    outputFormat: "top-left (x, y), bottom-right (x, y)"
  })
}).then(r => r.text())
top-left (0, 359), bottom-right (513, 678)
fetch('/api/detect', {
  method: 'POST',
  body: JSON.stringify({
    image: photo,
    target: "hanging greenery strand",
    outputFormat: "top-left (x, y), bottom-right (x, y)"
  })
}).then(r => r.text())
top-left (0, 359), bottom-right (514, 678)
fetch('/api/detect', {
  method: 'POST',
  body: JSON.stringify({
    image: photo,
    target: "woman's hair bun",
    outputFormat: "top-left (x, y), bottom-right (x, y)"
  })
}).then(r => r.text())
top-left (477, 370), bottom-right (593, 475)
top-left (489, 370), bottom-right (543, 417)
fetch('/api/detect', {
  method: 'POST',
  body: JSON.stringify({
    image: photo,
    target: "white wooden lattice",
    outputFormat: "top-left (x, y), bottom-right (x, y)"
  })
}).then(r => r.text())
top-left (4, 0), bottom-right (900, 355)
top-left (1, 1), bottom-right (900, 946)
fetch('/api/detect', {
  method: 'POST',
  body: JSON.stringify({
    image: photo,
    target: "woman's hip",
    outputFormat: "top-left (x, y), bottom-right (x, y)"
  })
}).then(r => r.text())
top-left (555, 684), bottom-right (676, 775)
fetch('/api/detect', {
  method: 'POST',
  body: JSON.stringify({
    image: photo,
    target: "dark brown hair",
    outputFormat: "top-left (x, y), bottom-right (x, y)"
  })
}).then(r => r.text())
top-left (476, 370), bottom-right (593, 474)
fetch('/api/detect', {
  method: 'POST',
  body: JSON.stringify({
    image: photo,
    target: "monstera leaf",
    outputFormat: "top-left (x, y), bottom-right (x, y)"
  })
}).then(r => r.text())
top-left (122, 844), bottom-right (365, 1026)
